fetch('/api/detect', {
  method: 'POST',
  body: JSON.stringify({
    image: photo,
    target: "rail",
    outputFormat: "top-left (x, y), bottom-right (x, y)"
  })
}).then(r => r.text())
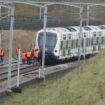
top-left (0, 61), bottom-right (82, 94)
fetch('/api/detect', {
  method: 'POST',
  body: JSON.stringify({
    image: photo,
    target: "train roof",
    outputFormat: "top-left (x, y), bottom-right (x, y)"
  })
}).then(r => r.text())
top-left (87, 26), bottom-right (101, 31)
top-left (38, 25), bottom-right (104, 34)
top-left (39, 27), bottom-right (70, 33)
top-left (98, 25), bottom-right (105, 30)
top-left (67, 26), bottom-right (90, 32)
top-left (72, 26), bottom-right (102, 31)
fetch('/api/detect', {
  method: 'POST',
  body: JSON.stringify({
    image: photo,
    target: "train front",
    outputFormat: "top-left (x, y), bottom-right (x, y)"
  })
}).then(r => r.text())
top-left (35, 30), bottom-right (59, 64)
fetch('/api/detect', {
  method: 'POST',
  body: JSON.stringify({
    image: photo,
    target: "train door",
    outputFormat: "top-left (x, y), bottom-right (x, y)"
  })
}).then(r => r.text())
top-left (102, 30), bottom-right (105, 49)
top-left (71, 32), bottom-right (76, 57)
top-left (67, 33), bottom-right (71, 56)
top-left (83, 33), bottom-right (87, 55)
top-left (60, 34), bottom-right (67, 58)
top-left (98, 32), bottom-right (102, 50)
top-left (86, 31), bottom-right (92, 54)
top-left (92, 32), bottom-right (97, 52)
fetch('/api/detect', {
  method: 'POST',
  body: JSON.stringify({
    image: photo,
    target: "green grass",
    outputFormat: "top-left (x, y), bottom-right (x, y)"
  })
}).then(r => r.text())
top-left (1, 51), bottom-right (105, 105)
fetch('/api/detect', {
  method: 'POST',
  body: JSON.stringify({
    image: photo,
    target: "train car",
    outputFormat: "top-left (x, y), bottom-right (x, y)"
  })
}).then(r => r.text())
top-left (35, 25), bottom-right (105, 63)
top-left (35, 27), bottom-right (68, 63)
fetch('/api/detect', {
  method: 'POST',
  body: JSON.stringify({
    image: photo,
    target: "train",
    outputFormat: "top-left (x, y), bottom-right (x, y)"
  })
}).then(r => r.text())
top-left (35, 25), bottom-right (105, 63)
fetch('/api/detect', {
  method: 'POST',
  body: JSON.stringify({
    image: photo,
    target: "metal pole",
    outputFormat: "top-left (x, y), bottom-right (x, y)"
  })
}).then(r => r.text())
top-left (40, 7), bottom-right (42, 20)
top-left (0, 6), bottom-right (2, 49)
top-left (41, 5), bottom-right (47, 78)
top-left (78, 7), bottom-right (83, 62)
top-left (83, 36), bottom-right (86, 63)
top-left (17, 49), bottom-right (21, 87)
top-left (8, 7), bottom-right (10, 18)
top-left (8, 8), bottom-right (14, 88)
top-left (86, 6), bottom-right (90, 26)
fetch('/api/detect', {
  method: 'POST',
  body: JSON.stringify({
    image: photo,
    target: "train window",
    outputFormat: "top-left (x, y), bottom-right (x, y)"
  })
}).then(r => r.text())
top-left (89, 38), bottom-right (92, 46)
top-left (93, 32), bottom-right (98, 45)
top-left (102, 37), bottom-right (104, 44)
top-left (98, 32), bottom-right (102, 44)
top-left (74, 40), bottom-right (77, 48)
top-left (98, 37), bottom-right (102, 44)
top-left (93, 32), bottom-right (96, 37)
top-left (63, 34), bottom-right (66, 40)
top-left (68, 41), bottom-right (71, 48)
top-left (62, 41), bottom-right (67, 49)
top-left (93, 38), bottom-right (96, 44)
top-left (98, 26), bottom-right (105, 30)
top-left (67, 27), bottom-right (76, 32)
top-left (66, 41), bottom-right (68, 48)
top-left (68, 49), bottom-right (71, 55)
top-left (104, 37), bottom-right (105, 44)
top-left (102, 37), bottom-right (105, 44)
top-left (61, 41), bottom-right (63, 49)
top-left (81, 38), bottom-right (84, 47)
top-left (71, 40), bottom-right (73, 49)
top-left (91, 38), bottom-right (93, 45)
top-left (86, 38), bottom-right (91, 46)
top-left (86, 38), bottom-right (88, 46)
top-left (99, 32), bottom-right (101, 36)
top-left (71, 39), bottom-right (77, 48)
top-left (68, 34), bottom-right (71, 39)
top-left (76, 39), bottom-right (78, 48)
top-left (84, 33), bottom-right (86, 37)
top-left (71, 37), bottom-right (79, 48)
top-left (84, 27), bottom-right (91, 31)
top-left (38, 32), bottom-right (57, 52)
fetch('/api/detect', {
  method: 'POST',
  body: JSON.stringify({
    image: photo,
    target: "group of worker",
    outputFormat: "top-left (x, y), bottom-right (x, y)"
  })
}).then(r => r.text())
top-left (16, 47), bottom-right (41, 66)
top-left (0, 48), bottom-right (5, 63)
top-left (0, 46), bottom-right (41, 65)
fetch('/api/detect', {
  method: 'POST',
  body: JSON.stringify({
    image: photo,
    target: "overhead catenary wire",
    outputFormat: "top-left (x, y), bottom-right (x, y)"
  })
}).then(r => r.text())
top-left (1, 1), bottom-right (105, 81)
top-left (0, 7), bottom-right (2, 49)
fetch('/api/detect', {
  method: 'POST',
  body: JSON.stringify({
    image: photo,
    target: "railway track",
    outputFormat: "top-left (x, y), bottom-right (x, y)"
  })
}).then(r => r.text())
top-left (0, 60), bottom-right (82, 94)
top-left (0, 60), bottom-right (81, 83)
top-left (0, 64), bottom-right (38, 82)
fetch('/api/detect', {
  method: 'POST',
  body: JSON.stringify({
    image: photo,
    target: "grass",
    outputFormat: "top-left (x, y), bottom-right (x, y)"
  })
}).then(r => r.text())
top-left (1, 30), bottom-right (37, 57)
top-left (1, 51), bottom-right (105, 105)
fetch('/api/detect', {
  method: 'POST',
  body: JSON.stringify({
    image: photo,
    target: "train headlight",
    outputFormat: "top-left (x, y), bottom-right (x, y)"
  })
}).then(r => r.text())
top-left (54, 50), bottom-right (57, 53)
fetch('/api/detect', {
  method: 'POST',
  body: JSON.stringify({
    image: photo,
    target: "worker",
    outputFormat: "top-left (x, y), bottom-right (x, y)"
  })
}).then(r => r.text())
top-left (26, 50), bottom-right (32, 64)
top-left (21, 51), bottom-right (26, 64)
top-left (30, 47), bottom-right (35, 63)
top-left (30, 43), bottom-right (35, 52)
top-left (16, 47), bottom-right (20, 58)
top-left (33, 49), bottom-right (39, 66)
top-left (0, 49), bottom-right (5, 62)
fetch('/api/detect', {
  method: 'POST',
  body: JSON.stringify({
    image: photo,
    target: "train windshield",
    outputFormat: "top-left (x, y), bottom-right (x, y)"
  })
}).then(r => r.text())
top-left (38, 32), bottom-right (57, 52)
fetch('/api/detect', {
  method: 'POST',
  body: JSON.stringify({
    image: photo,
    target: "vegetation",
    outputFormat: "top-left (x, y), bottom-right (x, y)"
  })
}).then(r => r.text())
top-left (1, 51), bottom-right (105, 105)
top-left (2, 0), bottom-right (105, 30)
top-left (1, 30), bottom-right (36, 57)
top-left (13, 0), bottom-right (105, 24)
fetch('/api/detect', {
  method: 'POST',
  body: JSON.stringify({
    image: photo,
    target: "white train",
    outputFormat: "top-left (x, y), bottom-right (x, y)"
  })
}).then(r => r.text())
top-left (35, 25), bottom-right (105, 63)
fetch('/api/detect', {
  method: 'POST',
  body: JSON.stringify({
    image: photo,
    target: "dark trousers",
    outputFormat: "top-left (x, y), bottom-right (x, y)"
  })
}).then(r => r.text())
top-left (0, 56), bottom-right (4, 62)
top-left (16, 53), bottom-right (19, 58)
top-left (22, 59), bottom-right (26, 64)
top-left (33, 57), bottom-right (38, 66)
top-left (38, 57), bottom-right (42, 66)
top-left (27, 57), bottom-right (31, 64)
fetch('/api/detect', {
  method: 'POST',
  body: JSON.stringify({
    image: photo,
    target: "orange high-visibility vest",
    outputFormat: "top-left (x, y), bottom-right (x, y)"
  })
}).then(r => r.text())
top-left (26, 51), bottom-right (32, 58)
top-left (0, 50), bottom-right (5, 56)
top-left (21, 52), bottom-right (26, 60)
top-left (34, 51), bottom-right (39, 58)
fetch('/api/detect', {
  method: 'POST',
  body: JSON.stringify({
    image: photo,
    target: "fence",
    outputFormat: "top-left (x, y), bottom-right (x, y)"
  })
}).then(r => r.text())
top-left (0, 15), bottom-right (103, 30)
